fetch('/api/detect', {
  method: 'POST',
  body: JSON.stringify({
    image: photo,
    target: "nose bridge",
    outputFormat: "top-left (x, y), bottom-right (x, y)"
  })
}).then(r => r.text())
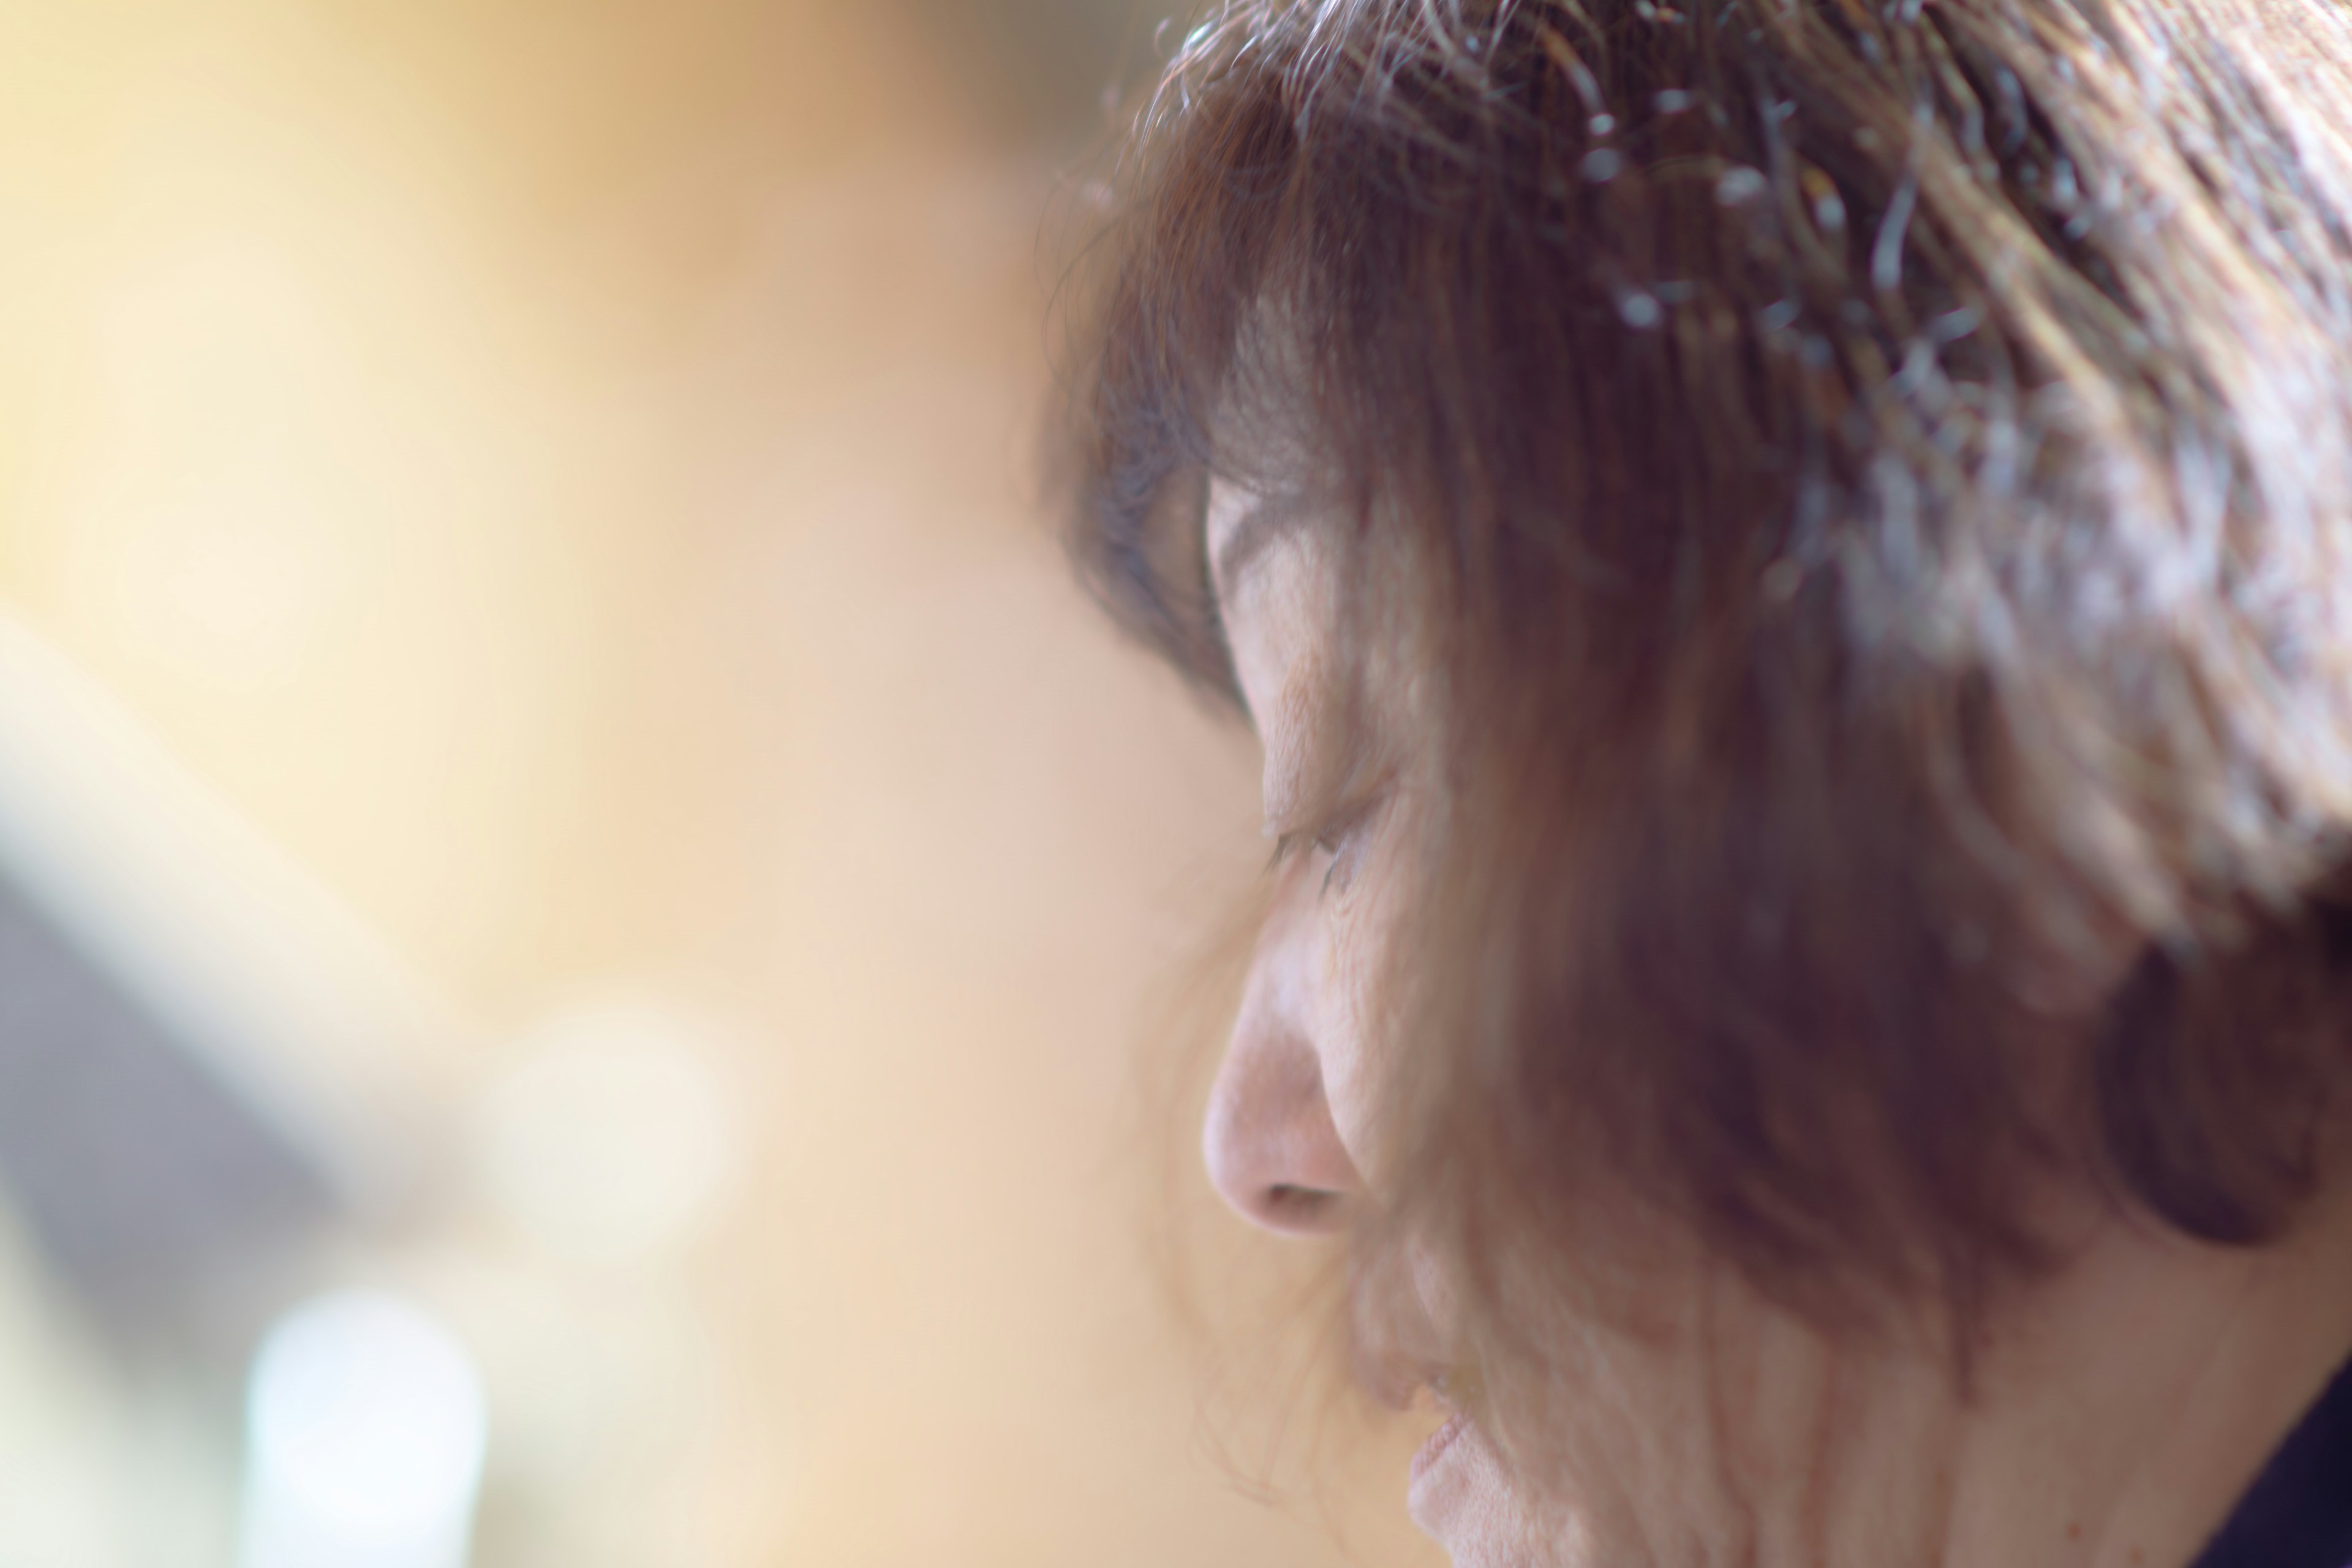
top-left (1202, 869), bottom-right (1362, 1235)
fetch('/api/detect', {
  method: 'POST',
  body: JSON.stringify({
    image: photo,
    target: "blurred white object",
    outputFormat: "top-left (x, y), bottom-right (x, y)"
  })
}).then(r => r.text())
top-left (472, 995), bottom-right (739, 1265)
top-left (238, 1290), bottom-right (488, 1568)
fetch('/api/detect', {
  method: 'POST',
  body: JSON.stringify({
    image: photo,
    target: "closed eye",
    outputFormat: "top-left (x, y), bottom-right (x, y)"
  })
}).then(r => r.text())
top-left (1268, 790), bottom-right (1387, 898)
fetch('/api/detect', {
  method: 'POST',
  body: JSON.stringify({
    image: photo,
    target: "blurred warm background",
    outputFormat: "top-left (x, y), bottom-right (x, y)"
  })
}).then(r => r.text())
top-left (0, 2), bottom-right (1435, 1564)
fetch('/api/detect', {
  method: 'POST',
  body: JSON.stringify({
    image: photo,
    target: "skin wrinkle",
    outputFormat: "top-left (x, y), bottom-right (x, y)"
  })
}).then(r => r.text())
top-left (1669, 1313), bottom-right (1744, 1567)
top-left (1787, 1332), bottom-right (1844, 1565)
top-left (1697, 1267), bottom-right (1764, 1567)
top-left (1920, 1385), bottom-right (1961, 1568)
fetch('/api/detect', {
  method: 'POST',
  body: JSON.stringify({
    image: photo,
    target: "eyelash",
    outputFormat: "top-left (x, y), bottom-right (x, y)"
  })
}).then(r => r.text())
top-left (1270, 794), bottom-right (1382, 899)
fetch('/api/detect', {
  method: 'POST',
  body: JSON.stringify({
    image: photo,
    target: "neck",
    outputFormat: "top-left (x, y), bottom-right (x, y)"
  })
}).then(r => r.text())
top-left (1942, 1183), bottom-right (2352, 1568)
top-left (1447, 1186), bottom-right (2352, 1568)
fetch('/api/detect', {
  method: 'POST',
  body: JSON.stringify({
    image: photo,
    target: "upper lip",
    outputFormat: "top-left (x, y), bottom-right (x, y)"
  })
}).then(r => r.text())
top-left (1410, 1408), bottom-right (1473, 1484)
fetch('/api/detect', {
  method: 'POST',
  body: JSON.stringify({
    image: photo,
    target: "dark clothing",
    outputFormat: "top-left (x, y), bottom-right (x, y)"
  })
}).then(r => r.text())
top-left (2192, 1353), bottom-right (2352, 1568)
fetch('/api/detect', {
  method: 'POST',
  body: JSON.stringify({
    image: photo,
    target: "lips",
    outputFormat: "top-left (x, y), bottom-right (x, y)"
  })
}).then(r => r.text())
top-left (1409, 1408), bottom-right (1472, 1485)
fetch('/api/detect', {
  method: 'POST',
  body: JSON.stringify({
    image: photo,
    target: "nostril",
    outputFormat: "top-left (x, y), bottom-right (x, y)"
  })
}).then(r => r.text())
top-left (1262, 1183), bottom-right (1346, 1232)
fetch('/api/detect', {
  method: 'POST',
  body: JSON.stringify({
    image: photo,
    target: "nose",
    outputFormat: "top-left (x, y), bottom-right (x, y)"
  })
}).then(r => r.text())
top-left (1201, 875), bottom-right (1363, 1236)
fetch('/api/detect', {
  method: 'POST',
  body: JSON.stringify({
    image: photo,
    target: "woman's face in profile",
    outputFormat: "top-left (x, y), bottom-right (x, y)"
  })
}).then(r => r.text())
top-left (1200, 471), bottom-right (1562, 1561)
top-left (1204, 469), bottom-right (1651, 1566)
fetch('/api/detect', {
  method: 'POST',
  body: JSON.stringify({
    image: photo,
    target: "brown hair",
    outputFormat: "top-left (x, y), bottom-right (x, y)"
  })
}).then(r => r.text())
top-left (1059, 0), bottom-right (2352, 1379)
